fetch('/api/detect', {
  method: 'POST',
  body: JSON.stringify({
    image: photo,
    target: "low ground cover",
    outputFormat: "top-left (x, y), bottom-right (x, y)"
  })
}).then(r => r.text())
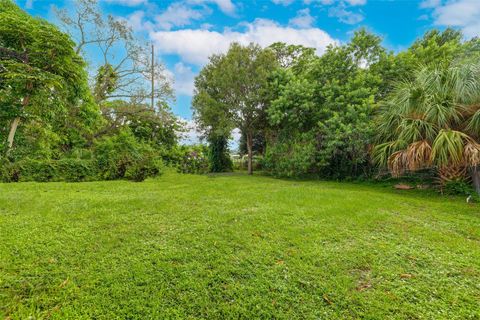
top-left (1, 172), bottom-right (479, 319)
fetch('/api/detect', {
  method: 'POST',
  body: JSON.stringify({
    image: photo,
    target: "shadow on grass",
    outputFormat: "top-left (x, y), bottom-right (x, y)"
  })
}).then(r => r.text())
top-left (207, 169), bottom-right (475, 205)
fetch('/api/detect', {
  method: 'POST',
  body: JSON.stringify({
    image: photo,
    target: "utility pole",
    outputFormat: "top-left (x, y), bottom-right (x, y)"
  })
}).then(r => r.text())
top-left (151, 44), bottom-right (155, 110)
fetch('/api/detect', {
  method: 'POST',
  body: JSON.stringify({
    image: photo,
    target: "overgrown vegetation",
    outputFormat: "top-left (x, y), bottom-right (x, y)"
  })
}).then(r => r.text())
top-left (0, 0), bottom-right (184, 182)
top-left (1, 0), bottom-right (480, 191)
top-left (192, 29), bottom-right (480, 194)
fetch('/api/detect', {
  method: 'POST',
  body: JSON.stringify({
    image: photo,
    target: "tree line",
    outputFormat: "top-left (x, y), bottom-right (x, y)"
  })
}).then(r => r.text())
top-left (1, 0), bottom-right (480, 195)
top-left (192, 29), bottom-right (480, 195)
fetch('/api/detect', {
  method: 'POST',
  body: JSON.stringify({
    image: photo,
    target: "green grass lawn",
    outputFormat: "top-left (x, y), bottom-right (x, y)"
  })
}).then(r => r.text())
top-left (1, 171), bottom-right (479, 319)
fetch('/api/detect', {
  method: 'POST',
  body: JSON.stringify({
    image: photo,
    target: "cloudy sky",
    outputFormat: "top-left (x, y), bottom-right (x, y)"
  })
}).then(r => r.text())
top-left (19, 0), bottom-right (480, 143)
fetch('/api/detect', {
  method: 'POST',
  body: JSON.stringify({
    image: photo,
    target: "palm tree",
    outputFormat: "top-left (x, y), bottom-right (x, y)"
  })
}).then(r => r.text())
top-left (373, 61), bottom-right (480, 194)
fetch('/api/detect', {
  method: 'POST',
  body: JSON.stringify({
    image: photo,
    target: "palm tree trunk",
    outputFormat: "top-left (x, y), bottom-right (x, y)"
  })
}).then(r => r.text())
top-left (471, 166), bottom-right (480, 196)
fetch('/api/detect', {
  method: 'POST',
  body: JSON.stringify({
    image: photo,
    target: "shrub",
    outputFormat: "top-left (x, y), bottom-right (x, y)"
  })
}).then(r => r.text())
top-left (57, 158), bottom-right (96, 182)
top-left (9, 159), bottom-right (57, 182)
top-left (125, 157), bottom-right (164, 182)
top-left (176, 145), bottom-right (209, 174)
top-left (0, 158), bottom-right (97, 182)
top-left (94, 129), bottom-right (163, 181)
top-left (263, 136), bottom-right (316, 177)
top-left (442, 179), bottom-right (474, 196)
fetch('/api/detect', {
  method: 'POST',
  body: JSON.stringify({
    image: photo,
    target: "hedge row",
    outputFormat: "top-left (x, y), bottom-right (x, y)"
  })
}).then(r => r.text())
top-left (0, 157), bottom-right (163, 183)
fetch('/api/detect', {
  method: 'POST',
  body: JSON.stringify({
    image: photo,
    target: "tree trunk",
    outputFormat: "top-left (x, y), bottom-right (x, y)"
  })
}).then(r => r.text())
top-left (471, 166), bottom-right (480, 196)
top-left (246, 131), bottom-right (253, 175)
top-left (6, 91), bottom-right (30, 152)
top-left (7, 117), bottom-right (20, 150)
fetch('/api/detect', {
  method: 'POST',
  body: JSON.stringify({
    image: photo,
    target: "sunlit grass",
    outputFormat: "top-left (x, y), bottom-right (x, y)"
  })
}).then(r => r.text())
top-left (1, 171), bottom-right (479, 319)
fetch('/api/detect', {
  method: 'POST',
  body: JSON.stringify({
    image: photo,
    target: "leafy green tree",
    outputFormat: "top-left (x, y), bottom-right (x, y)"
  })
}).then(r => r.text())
top-left (373, 61), bottom-right (480, 194)
top-left (193, 43), bottom-right (277, 174)
top-left (0, 0), bottom-right (100, 157)
top-left (266, 30), bottom-right (384, 178)
top-left (97, 100), bottom-right (182, 150)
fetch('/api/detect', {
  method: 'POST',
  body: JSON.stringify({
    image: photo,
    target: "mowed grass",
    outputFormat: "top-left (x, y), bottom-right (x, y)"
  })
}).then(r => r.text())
top-left (1, 172), bottom-right (479, 319)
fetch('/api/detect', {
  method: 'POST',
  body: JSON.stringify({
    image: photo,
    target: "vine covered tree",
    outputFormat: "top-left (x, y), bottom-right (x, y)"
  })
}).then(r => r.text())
top-left (193, 43), bottom-right (277, 174)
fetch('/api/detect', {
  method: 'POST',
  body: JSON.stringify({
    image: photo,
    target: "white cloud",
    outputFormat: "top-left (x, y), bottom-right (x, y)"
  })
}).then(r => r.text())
top-left (173, 62), bottom-right (196, 96)
top-left (272, 0), bottom-right (296, 6)
top-left (155, 3), bottom-right (207, 30)
top-left (429, 0), bottom-right (480, 38)
top-left (150, 18), bottom-right (337, 65)
top-left (345, 0), bottom-right (366, 6)
top-left (289, 8), bottom-right (315, 28)
top-left (25, 0), bottom-right (34, 9)
top-left (180, 119), bottom-right (202, 145)
top-left (125, 10), bottom-right (147, 31)
top-left (419, 0), bottom-right (441, 9)
top-left (103, 0), bottom-right (147, 6)
top-left (304, 0), bottom-right (366, 24)
top-left (328, 5), bottom-right (364, 24)
top-left (188, 0), bottom-right (236, 15)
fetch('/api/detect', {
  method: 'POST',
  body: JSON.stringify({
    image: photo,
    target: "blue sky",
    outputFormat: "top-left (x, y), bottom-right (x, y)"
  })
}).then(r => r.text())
top-left (18, 0), bottom-right (480, 122)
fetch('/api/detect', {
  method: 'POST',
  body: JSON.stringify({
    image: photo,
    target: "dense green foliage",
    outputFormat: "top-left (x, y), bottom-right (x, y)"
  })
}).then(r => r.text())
top-left (0, 130), bottom-right (164, 182)
top-left (0, 0), bottom-right (101, 158)
top-left (1, 172), bottom-right (479, 318)
top-left (373, 62), bottom-right (480, 190)
top-left (0, 1), bottom-right (181, 182)
top-left (266, 30), bottom-right (383, 178)
top-left (191, 28), bottom-right (480, 194)
top-left (193, 43), bottom-right (277, 174)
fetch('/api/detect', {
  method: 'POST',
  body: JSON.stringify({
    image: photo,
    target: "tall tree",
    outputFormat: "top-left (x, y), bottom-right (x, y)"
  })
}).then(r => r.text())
top-left (266, 30), bottom-right (385, 178)
top-left (0, 0), bottom-right (99, 156)
top-left (193, 43), bottom-right (277, 174)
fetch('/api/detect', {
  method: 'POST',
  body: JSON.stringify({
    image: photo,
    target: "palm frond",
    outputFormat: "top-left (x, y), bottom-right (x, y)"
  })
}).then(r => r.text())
top-left (406, 140), bottom-right (432, 171)
top-left (466, 108), bottom-right (480, 137)
top-left (388, 150), bottom-right (407, 177)
top-left (431, 129), bottom-right (468, 166)
top-left (372, 140), bottom-right (406, 166)
top-left (463, 140), bottom-right (480, 167)
top-left (398, 117), bottom-right (437, 143)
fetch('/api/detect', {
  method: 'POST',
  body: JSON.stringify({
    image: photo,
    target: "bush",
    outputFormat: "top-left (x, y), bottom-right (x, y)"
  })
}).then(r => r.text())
top-left (176, 145), bottom-right (209, 174)
top-left (125, 157), bottom-right (164, 182)
top-left (94, 129), bottom-right (163, 181)
top-left (57, 158), bottom-right (96, 182)
top-left (0, 158), bottom-right (96, 182)
top-left (263, 137), bottom-right (316, 177)
top-left (9, 159), bottom-right (57, 182)
top-left (442, 179), bottom-right (474, 196)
